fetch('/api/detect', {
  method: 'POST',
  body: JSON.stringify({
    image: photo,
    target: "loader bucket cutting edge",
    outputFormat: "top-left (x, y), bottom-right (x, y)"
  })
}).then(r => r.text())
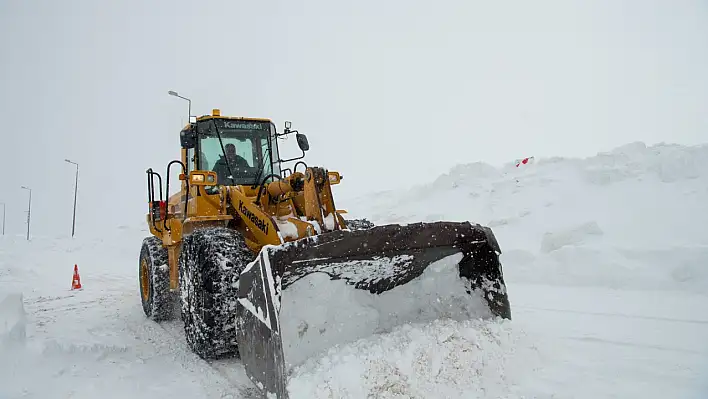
top-left (235, 221), bottom-right (511, 399)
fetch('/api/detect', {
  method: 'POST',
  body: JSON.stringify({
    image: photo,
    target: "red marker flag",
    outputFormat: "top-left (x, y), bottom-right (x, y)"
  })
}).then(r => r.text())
top-left (515, 156), bottom-right (535, 167)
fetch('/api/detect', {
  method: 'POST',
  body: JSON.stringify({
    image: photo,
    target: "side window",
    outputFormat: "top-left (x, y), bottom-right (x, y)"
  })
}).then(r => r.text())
top-left (186, 148), bottom-right (194, 172)
top-left (197, 121), bottom-right (213, 170)
top-left (259, 137), bottom-right (270, 169)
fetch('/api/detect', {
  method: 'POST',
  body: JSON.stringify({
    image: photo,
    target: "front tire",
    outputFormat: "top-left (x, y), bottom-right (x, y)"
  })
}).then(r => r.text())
top-left (178, 227), bottom-right (255, 359)
top-left (139, 236), bottom-right (173, 321)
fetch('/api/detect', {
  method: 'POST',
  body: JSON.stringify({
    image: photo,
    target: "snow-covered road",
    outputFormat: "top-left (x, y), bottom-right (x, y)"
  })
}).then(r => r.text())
top-left (510, 284), bottom-right (708, 398)
top-left (2, 229), bottom-right (706, 399)
top-left (2, 254), bottom-right (706, 399)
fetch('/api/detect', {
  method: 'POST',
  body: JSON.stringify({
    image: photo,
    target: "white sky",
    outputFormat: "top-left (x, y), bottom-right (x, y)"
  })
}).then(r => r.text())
top-left (1, 0), bottom-right (707, 238)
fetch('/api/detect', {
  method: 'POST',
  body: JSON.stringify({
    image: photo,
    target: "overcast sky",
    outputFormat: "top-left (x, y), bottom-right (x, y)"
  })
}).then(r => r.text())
top-left (1, 0), bottom-right (706, 238)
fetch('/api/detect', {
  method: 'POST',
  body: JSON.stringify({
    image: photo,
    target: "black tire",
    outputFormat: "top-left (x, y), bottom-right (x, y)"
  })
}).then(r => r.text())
top-left (178, 227), bottom-right (255, 360)
top-left (139, 236), bottom-right (174, 322)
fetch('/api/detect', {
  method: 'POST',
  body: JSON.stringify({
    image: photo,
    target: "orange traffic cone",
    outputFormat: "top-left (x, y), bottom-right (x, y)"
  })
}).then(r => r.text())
top-left (71, 264), bottom-right (82, 290)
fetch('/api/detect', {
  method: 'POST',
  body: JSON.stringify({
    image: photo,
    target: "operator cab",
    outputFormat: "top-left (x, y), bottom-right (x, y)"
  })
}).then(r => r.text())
top-left (180, 110), bottom-right (281, 186)
top-left (197, 118), bottom-right (278, 185)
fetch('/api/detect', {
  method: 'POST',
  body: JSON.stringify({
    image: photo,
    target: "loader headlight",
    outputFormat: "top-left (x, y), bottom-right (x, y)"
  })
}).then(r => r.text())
top-left (188, 171), bottom-right (218, 186)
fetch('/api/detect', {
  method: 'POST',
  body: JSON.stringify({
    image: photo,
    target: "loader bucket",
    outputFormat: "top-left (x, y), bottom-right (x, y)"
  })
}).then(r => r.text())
top-left (235, 221), bottom-right (511, 399)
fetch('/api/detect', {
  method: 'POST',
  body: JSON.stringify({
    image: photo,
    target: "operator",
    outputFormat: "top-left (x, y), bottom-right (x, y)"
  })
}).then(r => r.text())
top-left (212, 143), bottom-right (250, 184)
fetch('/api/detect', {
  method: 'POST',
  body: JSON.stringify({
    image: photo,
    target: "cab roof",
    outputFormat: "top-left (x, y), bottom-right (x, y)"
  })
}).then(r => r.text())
top-left (181, 109), bottom-right (272, 130)
top-left (195, 115), bottom-right (272, 123)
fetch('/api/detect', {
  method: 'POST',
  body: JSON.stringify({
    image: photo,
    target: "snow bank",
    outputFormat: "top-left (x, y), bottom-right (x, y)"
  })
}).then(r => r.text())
top-left (287, 318), bottom-right (534, 398)
top-left (502, 246), bottom-right (708, 292)
top-left (345, 142), bottom-right (708, 293)
top-left (0, 293), bottom-right (26, 349)
top-left (577, 141), bottom-right (706, 184)
top-left (540, 221), bottom-right (604, 253)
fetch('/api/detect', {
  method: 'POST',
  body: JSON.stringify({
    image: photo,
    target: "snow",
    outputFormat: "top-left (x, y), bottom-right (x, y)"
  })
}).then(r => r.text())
top-left (291, 254), bottom-right (416, 284)
top-left (275, 219), bottom-right (299, 240)
top-left (0, 293), bottom-right (26, 348)
top-left (306, 220), bottom-right (322, 234)
top-left (539, 220), bottom-right (604, 253)
top-left (322, 212), bottom-right (336, 231)
top-left (278, 253), bottom-right (492, 368)
top-left (287, 318), bottom-right (531, 399)
top-left (1, 141), bottom-right (708, 398)
top-left (263, 247), bottom-right (282, 333)
top-left (239, 254), bottom-right (272, 330)
top-left (0, 231), bottom-right (255, 399)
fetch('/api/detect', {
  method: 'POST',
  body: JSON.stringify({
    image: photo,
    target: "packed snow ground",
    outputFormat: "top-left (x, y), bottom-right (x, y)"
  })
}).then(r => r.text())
top-left (2, 141), bottom-right (708, 398)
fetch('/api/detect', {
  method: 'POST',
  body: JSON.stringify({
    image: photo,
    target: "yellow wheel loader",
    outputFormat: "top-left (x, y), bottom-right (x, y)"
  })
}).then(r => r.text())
top-left (139, 108), bottom-right (511, 398)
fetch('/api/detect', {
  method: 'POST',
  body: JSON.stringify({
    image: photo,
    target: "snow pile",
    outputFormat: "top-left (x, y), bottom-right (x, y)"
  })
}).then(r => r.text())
top-left (276, 219), bottom-right (299, 240)
top-left (345, 141), bottom-right (708, 293)
top-left (287, 318), bottom-right (535, 398)
top-left (578, 141), bottom-right (705, 184)
top-left (0, 293), bottom-right (26, 349)
top-left (280, 253), bottom-right (492, 367)
top-left (540, 221), bottom-right (604, 253)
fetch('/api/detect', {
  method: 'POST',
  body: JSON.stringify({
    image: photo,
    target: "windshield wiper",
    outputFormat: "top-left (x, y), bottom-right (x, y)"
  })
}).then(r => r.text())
top-left (251, 143), bottom-right (271, 189)
top-left (212, 120), bottom-right (235, 185)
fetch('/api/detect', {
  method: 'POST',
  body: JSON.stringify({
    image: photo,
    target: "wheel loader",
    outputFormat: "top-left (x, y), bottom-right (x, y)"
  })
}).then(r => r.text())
top-left (139, 108), bottom-right (512, 399)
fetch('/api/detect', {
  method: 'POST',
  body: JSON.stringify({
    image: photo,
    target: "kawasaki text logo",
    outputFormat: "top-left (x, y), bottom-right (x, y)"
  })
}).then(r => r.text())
top-left (239, 200), bottom-right (269, 235)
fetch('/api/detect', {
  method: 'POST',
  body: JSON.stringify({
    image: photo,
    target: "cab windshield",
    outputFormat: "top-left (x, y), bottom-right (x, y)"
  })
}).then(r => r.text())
top-left (197, 119), bottom-right (280, 185)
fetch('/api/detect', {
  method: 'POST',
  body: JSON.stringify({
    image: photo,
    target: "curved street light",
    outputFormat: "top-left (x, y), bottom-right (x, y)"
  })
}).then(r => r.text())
top-left (168, 90), bottom-right (192, 121)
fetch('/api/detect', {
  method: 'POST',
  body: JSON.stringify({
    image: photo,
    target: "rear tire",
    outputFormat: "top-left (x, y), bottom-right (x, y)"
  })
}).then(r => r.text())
top-left (139, 236), bottom-right (174, 321)
top-left (178, 227), bottom-right (255, 359)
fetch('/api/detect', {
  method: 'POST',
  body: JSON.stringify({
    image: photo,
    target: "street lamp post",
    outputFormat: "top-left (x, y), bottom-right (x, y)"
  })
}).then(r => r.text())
top-left (65, 159), bottom-right (79, 237)
top-left (168, 90), bottom-right (192, 120)
top-left (20, 186), bottom-right (31, 240)
top-left (1, 202), bottom-right (5, 236)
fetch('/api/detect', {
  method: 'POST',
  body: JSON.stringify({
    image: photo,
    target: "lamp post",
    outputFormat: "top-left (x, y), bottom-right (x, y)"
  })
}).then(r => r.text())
top-left (65, 159), bottom-right (79, 237)
top-left (20, 186), bottom-right (31, 240)
top-left (1, 202), bottom-right (5, 236)
top-left (168, 90), bottom-right (192, 121)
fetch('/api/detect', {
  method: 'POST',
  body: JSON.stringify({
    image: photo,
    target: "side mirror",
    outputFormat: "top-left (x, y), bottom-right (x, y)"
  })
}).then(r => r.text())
top-left (296, 133), bottom-right (309, 152)
top-left (180, 128), bottom-right (197, 149)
